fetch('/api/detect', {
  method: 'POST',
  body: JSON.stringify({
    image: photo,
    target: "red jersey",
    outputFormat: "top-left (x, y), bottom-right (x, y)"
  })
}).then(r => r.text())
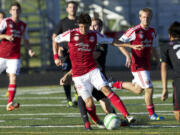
top-left (119, 24), bottom-right (158, 72)
top-left (55, 28), bottom-right (113, 77)
top-left (0, 17), bottom-right (28, 59)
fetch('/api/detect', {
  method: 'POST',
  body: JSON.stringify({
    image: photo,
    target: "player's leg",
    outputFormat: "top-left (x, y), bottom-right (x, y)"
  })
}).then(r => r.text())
top-left (73, 74), bottom-right (103, 129)
top-left (173, 78), bottom-right (180, 121)
top-left (134, 70), bottom-right (163, 120)
top-left (6, 59), bottom-right (20, 111)
top-left (92, 88), bottom-right (116, 114)
top-left (91, 68), bottom-right (136, 124)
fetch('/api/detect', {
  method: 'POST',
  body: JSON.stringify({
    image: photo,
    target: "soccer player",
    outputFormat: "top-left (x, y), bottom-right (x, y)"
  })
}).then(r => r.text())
top-left (0, 2), bottom-right (35, 111)
top-left (53, 13), bottom-right (143, 129)
top-left (112, 8), bottom-right (164, 120)
top-left (160, 21), bottom-right (180, 121)
top-left (52, 1), bottom-right (78, 107)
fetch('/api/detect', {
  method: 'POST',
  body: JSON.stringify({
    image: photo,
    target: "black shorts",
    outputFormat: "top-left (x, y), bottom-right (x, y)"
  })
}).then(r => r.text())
top-left (92, 88), bottom-right (106, 101)
top-left (173, 78), bottom-right (180, 111)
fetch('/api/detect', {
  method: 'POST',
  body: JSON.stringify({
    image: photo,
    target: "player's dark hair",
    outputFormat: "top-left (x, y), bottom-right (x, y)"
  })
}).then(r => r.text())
top-left (92, 17), bottom-right (103, 28)
top-left (0, 10), bottom-right (6, 18)
top-left (66, 1), bottom-right (78, 7)
top-left (77, 13), bottom-right (91, 26)
top-left (9, 2), bottom-right (21, 12)
top-left (168, 21), bottom-right (180, 39)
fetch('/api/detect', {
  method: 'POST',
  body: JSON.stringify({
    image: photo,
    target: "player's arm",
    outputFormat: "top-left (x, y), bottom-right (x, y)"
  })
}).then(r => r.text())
top-left (23, 27), bottom-right (35, 57)
top-left (60, 70), bottom-right (72, 85)
top-left (0, 19), bottom-right (14, 41)
top-left (53, 30), bottom-right (70, 66)
top-left (151, 47), bottom-right (160, 68)
top-left (52, 33), bottom-right (62, 66)
top-left (161, 62), bottom-right (168, 101)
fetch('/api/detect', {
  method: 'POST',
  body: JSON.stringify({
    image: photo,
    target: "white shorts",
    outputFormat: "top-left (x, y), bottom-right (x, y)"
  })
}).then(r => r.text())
top-left (0, 58), bottom-right (21, 75)
top-left (132, 70), bottom-right (153, 89)
top-left (72, 68), bottom-right (108, 100)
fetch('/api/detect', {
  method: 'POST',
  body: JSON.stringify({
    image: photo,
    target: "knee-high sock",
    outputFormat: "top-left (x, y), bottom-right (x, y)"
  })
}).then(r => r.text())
top-left (146, 104), bottom-right (155, 116)
top-left (78, 96), bottom-right (89, 124)
top-left (8, 84), bottom-right (16, 103)
top-left (107, 92), bottom-right (128, 118)
top-left (63, 85), bottom-right (71, 101)
top-left (86, 104), bottom-right (99, 122)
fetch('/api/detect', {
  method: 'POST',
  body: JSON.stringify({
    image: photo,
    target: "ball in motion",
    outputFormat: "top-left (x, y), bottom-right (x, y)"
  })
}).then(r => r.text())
top-left (104, 113), bottom-right (121, 130)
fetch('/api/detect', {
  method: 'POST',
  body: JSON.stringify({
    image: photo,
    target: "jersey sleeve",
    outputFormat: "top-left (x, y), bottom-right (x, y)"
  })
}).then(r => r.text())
top-left (55, 30), bottom-right (70, 43)
top-left (0, 19), bottom-right (7, 34)
top-left (119, 28), bottom-right (136, 43)
top-left (96, 32), bottom-right (113, 44)
top-left (23, 26), bottom-right (29, 40)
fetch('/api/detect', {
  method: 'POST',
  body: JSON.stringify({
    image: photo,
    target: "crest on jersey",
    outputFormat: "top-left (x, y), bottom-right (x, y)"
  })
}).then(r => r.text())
top-left (74, 35), bottom-right (79, 41)
top-left (89, 36), bottom-right (95, 43)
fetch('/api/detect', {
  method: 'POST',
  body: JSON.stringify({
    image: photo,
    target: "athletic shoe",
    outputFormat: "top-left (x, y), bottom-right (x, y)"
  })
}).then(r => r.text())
top-left (95, 120), bottom-right (105, 129)
top-left (126, 115), bottom-right (136, 124)
top-left (120, 119), bottom-right (129, 127)
top-left (84, 121), bottom-right (92, 130)
top-left (149, 113), bottom-right (164, 120)
top-left (67, 101), bottom-right (73, 107)
top-left (6, 102), bottom-right (20, 111)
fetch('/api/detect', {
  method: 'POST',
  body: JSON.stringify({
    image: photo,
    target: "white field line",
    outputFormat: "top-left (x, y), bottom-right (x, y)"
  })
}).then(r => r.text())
top-left (0, 103), bottom-right (173, 107)
top-left (0, 111), bottom-right (174, 117)
top-left (0, 93), bottom-right (173, 100)
top-left (0, 124), bottom-right (180, 129)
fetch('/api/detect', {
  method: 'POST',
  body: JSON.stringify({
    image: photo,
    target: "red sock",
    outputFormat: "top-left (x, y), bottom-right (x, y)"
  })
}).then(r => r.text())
top-left (112, 81), bottom-right (123, 89)
top-left (86, 105), bottom-right (99, 122)
top-left (8, 84), bottom-right (16, 103)
top-left (107, 92), bottom-right (128, 118)
top-left (146, 104), bottom-right (155, 116)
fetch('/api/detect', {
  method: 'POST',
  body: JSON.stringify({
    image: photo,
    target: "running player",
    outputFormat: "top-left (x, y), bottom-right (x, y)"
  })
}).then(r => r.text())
top-left (112, 8), bottom-right (164, 120)
top-left (0, 2), bottom-right (35, 111)
top-left (53, 13), bottom-right (143, 129)
top-left (52, 1), bottom-right (78, 107)
top-left (160, 21), bottom-right (180, 121)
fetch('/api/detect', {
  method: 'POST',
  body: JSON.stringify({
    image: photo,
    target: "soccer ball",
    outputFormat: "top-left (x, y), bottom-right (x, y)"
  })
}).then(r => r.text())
top-left (104, 114), bottom-right (121, 130)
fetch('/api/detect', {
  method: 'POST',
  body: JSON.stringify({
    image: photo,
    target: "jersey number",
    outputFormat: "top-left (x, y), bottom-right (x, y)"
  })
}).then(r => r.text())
top-left (173, 44), bottom-right (180, 59)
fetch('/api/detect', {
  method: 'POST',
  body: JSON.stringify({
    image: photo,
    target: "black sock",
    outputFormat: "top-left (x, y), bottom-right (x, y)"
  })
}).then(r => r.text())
top-left (78, 96), bottom-right (89, 124)
top-left (63, 85), bottom-right (71, 101)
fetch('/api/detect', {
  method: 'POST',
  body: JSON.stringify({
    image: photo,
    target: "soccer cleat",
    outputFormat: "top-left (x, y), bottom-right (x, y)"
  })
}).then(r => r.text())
top-left (149, 113), bottom-right (164, 120)
top-left (120, 119), bottom-right (129, 127)
top-left (84, 121), bottom-right (92, 130)
top-left (126, 115), bottom-right (136, 124)
top-left (6, 102), bottom-right (20, 111)
top-left (95, 120), bottom-right (105, 129)
top-left (67, 101), bottom-right (73, 107)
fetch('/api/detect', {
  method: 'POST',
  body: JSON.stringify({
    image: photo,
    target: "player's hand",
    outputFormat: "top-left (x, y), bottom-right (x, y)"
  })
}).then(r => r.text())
top-left (125, 56), bottom-right (131, 68)
top-left (28, 49), bottom-right (35, 57)
top-left (60, 77), bottom-right (65, 85)
top-left (131, 45), bottom-right (144, 50)
top-left (54, 59), bottom-right (62, 66)
top-left (161, 89), bottom-right (168, 101)
top-left (5, 35), bottom-right (14, 41)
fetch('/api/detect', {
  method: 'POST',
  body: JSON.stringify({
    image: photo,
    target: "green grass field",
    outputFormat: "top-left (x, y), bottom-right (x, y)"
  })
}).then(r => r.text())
top-left (0, 81), bottom-right (180, 135)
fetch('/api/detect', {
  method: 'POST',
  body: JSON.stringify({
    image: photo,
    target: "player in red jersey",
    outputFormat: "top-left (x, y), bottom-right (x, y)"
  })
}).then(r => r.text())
top-left (0, 2), bottom-right (35, 111)
top-left (112, 8), bottom-right (164, 120)
top-left (53, 13), bottom-right (143, 129)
